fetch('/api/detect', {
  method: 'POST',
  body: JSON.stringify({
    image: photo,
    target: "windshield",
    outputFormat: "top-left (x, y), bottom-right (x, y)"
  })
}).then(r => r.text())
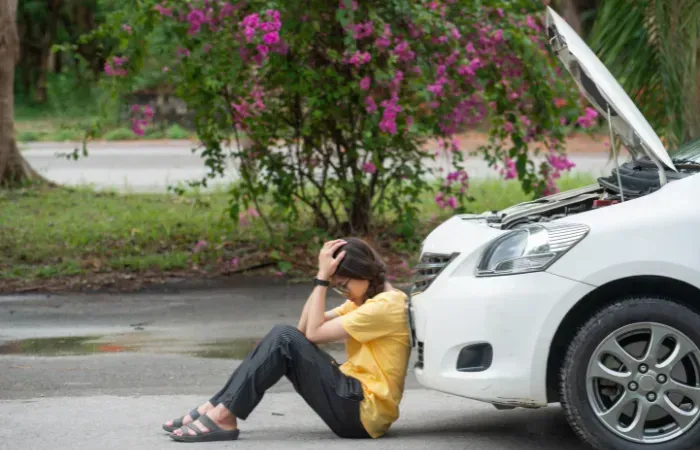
top-left (670, 139), bottom-right (700, 164)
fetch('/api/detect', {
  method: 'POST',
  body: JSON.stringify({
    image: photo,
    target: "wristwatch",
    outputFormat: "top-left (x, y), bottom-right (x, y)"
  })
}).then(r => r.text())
top-left (313, 278), bottom-right (330, 287)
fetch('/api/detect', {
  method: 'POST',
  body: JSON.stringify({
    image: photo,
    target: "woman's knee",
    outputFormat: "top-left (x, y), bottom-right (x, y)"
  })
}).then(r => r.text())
top-left (268, 324), bottom-right (303, 341)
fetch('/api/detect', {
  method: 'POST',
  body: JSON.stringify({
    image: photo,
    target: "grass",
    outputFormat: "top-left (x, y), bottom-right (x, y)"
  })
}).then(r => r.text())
top-left (0, 175), bottom-right (595, 286)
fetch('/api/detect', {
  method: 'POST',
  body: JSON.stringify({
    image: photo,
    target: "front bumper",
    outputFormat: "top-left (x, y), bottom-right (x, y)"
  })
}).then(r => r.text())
top-left (409, 270), bottom-right (594, 407)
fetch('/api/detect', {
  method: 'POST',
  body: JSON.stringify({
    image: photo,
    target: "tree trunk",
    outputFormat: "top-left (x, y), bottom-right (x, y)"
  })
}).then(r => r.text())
top-left (691, 50), bottom-right (700, 141)
top-left (348, 190), bottom-right (371, 235)
top-left (555, 0), bottom-right (583, 35)
top-left (0, 0), bottom-right (46, 186)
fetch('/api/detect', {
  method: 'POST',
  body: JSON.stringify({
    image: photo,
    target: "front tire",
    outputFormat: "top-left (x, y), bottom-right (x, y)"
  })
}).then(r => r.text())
top-left (560, 298), bottom-right (700, 450)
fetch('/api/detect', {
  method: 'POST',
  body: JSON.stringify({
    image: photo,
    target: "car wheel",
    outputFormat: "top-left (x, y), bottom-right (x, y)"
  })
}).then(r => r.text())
top-left (560, 297), bottom-right (700, 450)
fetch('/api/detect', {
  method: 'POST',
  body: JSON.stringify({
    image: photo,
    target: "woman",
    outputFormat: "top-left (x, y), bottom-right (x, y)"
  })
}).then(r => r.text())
top-left (163, 237), bottom-right (411, 442)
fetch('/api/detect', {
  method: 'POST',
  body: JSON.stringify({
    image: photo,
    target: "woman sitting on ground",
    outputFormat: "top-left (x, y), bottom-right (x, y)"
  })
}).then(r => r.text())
top-left (162, 237), bottom-right (411, 442)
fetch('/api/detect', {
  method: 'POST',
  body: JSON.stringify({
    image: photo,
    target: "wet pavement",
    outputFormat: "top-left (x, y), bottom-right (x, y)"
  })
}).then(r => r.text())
top-left (20, 141), bottom-right (615, 192)
top-left (0, 280), bottom-right (591, 449)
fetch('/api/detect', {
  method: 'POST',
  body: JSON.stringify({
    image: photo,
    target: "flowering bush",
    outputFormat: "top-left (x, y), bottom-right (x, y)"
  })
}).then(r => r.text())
top-left (86, 0), bottom-right (591, 235)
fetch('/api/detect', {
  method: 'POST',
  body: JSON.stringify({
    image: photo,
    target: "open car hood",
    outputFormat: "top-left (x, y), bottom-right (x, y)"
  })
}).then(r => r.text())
top-left (545, 7), bottom-right (676, 172)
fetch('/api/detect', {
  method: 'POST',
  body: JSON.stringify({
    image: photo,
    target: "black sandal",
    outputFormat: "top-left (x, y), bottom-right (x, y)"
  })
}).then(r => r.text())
top-left (169, 415), bottom-right (240, 443)
top-left (162, 408), bottom-right (201, 433)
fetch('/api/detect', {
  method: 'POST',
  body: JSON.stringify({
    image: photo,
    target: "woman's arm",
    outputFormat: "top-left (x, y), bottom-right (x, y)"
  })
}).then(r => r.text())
top-left (305, 240), bottom-right (350, 344)
top-left (297, 294), bottom-right (339, 335)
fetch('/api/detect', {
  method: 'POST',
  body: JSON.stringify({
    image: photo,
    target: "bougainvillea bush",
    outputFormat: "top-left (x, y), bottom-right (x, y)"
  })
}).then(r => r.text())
top-left (86, 0), bottom-right (591, 236)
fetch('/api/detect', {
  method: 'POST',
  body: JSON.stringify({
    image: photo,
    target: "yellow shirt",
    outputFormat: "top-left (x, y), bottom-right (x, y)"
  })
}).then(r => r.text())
top-left (333, 289), bottom-right (410, 438)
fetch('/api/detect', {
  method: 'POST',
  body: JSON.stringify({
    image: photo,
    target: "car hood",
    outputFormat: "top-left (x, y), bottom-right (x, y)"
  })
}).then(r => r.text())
top-left (545, 7), bottom-right (676, 172)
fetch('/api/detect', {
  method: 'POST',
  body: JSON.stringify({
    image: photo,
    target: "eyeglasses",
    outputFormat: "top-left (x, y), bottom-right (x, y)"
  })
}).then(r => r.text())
top-left (332, 278), bottom-right (351, 297)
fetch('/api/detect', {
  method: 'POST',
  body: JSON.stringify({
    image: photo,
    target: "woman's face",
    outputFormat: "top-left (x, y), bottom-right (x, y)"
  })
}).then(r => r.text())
top-left (331, 275), bottom-right (369, 305)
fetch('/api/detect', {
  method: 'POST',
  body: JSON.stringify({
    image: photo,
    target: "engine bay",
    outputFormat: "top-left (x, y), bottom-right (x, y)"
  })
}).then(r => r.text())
top-left (483, 156), bottom-right (700, 230)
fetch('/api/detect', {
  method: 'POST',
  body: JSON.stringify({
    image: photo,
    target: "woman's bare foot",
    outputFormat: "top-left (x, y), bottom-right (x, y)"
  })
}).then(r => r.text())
top-left (172, 404), bottom-right (238, 436)
top-left (163, 401), bottom-right (215, 429)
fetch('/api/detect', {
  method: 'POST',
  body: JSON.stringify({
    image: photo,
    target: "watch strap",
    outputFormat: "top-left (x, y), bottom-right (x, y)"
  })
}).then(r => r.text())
top-left (313, 278), bottom-right (330, 287)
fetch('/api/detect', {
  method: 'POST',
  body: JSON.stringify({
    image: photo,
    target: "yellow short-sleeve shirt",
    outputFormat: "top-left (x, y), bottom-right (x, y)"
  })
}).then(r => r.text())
top-left (332, 289), bottom-right (410, 438)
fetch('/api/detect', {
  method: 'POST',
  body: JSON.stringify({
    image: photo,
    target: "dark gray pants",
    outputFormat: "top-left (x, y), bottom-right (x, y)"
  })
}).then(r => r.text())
top-left (210, 324), bottom-right (370, 439)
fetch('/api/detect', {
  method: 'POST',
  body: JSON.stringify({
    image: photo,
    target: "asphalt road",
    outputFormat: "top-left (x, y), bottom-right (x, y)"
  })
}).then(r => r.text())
top-left (0, 279), bottom-right (590, 450)
top-left (20, 141), bottom-right (616, 192)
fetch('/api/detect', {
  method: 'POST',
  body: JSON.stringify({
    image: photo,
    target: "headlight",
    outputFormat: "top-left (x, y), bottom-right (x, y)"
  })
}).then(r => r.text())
top-left (475, 223), bottom-right (589, 277)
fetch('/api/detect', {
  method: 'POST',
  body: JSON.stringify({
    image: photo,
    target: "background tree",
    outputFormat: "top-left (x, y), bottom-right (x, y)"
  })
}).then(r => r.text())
top-left (0, 0), bottom-right (45, 185)
top-left (590, 0), bottom-right (700, 148)
top-left (84, 0), bottom-right (589, 236)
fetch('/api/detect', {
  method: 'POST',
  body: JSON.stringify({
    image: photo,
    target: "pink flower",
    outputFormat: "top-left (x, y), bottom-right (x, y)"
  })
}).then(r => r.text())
top-left (465, 41), bottom-right (476, 53)
top-left (263, 31), bottom-right (280, 45)
top-left (347, 51), bottom-right (371, 67)
top-left (187, 9), bottom-right (206, 35)
top-left (554, 97), bottom-right (567, 108)
top-left (256, 44), bottom-right (269, 58)
top-left (392, 41), bottom-right (415, 62)
top-left (338, 0), bottom-right (358, 11)
top-left (447, 196), bottom-right (458, 209)
top-left (238, 212), bottom-right (249, 226)
top-left (112, 56), bottom-right (128, 67)
top-left (504, 122), bottom-right (514, 133)
top-left (176, 47), bottom-right (191, 58)
top-left (526, 15), bottom-right (539, 31)
top-left (576, 107), bottom-right (599, 128)
top-left (547, 153), bottom-right (576, 171)
top-left (241, 13), bottom-right (260, 28)
top-left (131, 122), bottom-right (145, 136)
top-left (162, 66), bottom-right (169, 72)
top-left (247, 206), bottom-right (260, 217)
top-left (122, 24), bottom-right (132, 34)
top-left (104, 58), bottom-right (127, 77)
top-left (375, 25), bottom-right (392, 49)
top-left (359, 76), bottom-right (371, 91)
top-left (362, 162), bottom-right (377, 174)
top-left (274, 271), bottom-right (284, 277)
top-left (494, 29), bottom-right (504, 42)
top-left (143, 105), bottom-right (154, 118)
top-left (231, 257), bottom-right (240, 268)
top-left (497, 8), bottom-right (504, 17)
top-left (193, 240), bottom-right (208, 252)
top-left (401, 260), bottom-right (408, 268)
top-left (131, 104), bottom-right (140, 113)
top-left (501, 157), bottom-right (518, 180)
top-left (435, 192), bottom-right (446, 208)
top-left (560, 116), bottom-right (567, 125)
top-left (154, 3), bottom-right (172, 16)
top-left (203, 44), bottom-right (212, 54)
top-left (365, 96), bottom-right (378, 113)
top-left (352, 22), bottom-right (373, 40)
top-left (379, 97), bottom-right (401, 135)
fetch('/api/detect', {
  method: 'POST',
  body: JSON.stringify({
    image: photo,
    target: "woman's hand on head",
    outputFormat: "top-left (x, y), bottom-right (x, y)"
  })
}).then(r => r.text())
top-left (317, 239), bottom-right (346, 280)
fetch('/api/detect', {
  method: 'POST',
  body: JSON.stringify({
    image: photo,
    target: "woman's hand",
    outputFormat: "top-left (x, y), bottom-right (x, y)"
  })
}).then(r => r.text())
top-left (317, 239), bottom-right (347, 281)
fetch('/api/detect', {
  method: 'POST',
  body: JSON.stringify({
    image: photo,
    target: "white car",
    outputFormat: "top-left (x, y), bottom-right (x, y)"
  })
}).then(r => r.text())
top-left (408, 7), bottom-right (700, 450)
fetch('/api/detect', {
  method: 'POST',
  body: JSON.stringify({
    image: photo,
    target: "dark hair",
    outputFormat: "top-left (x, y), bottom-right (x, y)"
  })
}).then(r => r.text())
top-left (333, 237), bottom-right (387, 300)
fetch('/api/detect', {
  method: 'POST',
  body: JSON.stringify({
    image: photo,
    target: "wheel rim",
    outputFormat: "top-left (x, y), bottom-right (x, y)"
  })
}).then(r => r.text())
top-left (586, 322), bottom-right (700, 444)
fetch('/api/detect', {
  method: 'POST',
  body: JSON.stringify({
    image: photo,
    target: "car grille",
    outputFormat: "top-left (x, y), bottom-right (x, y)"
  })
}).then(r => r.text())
top-left (411, 252), bottom-right (458, 295)
top-left (415, 341), bottom-right (424, 369)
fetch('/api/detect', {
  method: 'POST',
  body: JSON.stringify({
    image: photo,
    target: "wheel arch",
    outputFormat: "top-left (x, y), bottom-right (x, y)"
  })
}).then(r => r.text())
top-left (545, 275), bottom-right (700, 402)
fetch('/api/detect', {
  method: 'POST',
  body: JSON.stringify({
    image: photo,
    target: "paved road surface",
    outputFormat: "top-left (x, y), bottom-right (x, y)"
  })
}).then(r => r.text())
top-left (21, 141), bottom-right (617, 193)
top-left (0, 279), bottom-right (590, 450)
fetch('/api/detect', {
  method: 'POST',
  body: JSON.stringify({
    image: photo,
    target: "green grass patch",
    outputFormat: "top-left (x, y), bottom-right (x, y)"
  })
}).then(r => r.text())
top-left (0, 175), bottom-right (595, 284)
top-left (103, 127), bottom-right (137, 141)
top-left (165, 124), bottom-right (192, 139)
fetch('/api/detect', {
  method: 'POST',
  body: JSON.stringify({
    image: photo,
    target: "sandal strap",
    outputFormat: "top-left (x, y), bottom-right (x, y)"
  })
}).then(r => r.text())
top-left (184, 423), bottom-right (204, 435)
top-left (189, 409), bottom-right (201, 421)
top-left (197, 415), bottom-right (224, 432)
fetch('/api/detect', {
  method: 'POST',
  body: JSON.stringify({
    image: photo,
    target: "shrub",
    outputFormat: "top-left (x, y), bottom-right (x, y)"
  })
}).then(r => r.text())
top-left (103, 127), bottom-right (137, 141)
top-left (83, 0), bottom-right (588, 235)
